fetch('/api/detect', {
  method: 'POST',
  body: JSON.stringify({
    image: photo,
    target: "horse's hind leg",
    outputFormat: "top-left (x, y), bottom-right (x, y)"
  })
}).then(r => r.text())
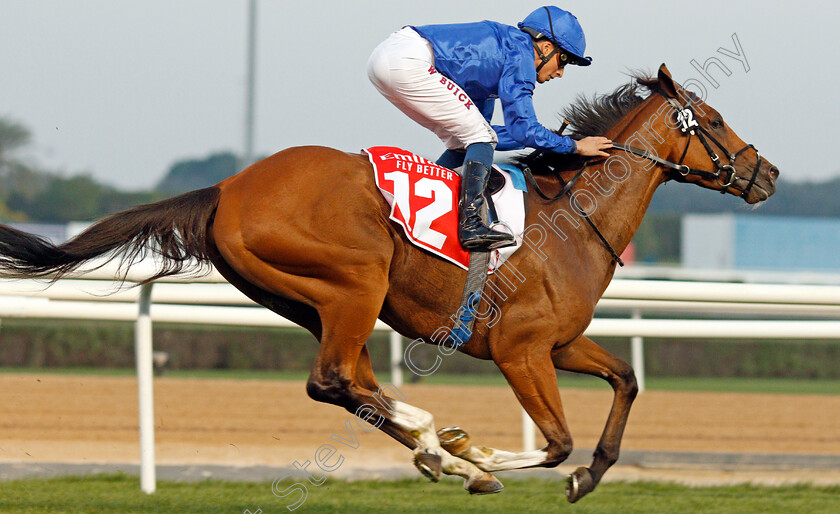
top-left (306, 295), bottom-right (502, 494)
top-left (213, 239), bottom-right (497, 491)
top-left (354, 345), bottom-right (380, 392)
top-left (551, 335), bottom-right (638, 502)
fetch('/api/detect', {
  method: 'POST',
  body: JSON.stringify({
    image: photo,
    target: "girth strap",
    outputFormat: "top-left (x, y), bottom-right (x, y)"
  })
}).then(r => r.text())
top-left (446, 169), bottom-right (493, 350)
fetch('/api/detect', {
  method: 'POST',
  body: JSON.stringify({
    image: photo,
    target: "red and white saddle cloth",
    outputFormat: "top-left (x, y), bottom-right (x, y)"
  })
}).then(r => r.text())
top-left (365, 146), bottom-right (525, 272)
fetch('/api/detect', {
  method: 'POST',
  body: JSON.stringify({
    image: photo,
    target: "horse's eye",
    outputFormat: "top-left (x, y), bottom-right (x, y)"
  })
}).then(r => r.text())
top-left (710, 119), bottom-right (723, 129)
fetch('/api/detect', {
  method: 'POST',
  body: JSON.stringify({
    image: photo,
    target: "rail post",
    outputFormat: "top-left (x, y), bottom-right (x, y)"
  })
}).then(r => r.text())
top-left (135, 283), bottom-right (156, 493)
top-left (522, 408), bottom-right (536, 451)
top-left (630, 309), bottom-right (646, 393)
top-left (389, 331), bottom-right (403, 387)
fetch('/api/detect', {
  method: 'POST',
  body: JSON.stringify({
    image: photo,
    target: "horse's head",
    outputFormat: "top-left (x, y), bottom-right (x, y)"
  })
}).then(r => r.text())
top-left (653, 64), bottom-right (779, 204)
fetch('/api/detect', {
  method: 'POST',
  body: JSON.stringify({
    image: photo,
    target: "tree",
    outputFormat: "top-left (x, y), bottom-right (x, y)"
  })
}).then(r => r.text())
top-left (0, 118), bottom-right (40, 221)
top-left (155, 152), bottom-right (239, 194)
top-left (13, 174), bottom-right (107, 222)
top-left (0, 117), bottom-right (30, 167)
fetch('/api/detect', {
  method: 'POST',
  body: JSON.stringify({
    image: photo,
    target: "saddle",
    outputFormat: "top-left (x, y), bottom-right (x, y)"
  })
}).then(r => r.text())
top-left (487, 167), bottom-right (507, 196)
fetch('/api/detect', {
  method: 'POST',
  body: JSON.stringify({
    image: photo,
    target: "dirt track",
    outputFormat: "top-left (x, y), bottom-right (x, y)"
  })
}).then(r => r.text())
top-left (1, 374), bottom-right (839, 481)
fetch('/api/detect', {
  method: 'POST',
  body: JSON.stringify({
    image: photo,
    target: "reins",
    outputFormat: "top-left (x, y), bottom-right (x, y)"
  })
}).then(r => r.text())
top-left (522, 158), bottom-right (625, 266)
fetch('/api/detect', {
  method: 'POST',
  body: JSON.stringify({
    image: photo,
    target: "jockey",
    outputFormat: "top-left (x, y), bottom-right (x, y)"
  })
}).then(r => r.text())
top-left (368, 6), bottom-right (613, 252)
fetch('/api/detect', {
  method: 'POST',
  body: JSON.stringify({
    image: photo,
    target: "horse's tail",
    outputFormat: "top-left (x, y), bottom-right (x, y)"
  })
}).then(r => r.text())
top-left (0, 186), bottom-right (221, 284)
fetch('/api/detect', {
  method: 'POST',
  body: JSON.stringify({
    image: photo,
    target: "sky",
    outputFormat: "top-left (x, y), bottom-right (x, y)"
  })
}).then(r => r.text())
top-left (1, 1), bottom-right (837, 191)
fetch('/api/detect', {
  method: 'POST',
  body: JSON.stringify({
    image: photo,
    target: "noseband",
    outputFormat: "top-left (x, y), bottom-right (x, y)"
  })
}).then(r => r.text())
top-left (613, 92), bottom-right (763, 199)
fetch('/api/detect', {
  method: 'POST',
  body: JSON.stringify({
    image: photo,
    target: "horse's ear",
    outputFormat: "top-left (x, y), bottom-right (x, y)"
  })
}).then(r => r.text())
top-left (657, 63), bottom-right (679, 98)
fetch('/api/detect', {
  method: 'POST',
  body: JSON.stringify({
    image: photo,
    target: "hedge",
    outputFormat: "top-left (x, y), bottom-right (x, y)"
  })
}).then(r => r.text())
top-left (1, 320), bottom-right (839, 379)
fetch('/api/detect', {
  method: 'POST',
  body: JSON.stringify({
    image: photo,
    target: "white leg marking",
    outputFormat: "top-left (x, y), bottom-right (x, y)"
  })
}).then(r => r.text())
top-left (391, 401), bottom-right (488, 483)
top-left (459, 447), bottom-right (550, 472)
top-left (391, 401), bottom-right (438, 448)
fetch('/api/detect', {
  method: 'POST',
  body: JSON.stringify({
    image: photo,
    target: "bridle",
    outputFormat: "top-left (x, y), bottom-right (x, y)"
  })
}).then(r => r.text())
top-left (520, 88), bottom-right (766, 267)
top-left (613, 90), bottom-right (764, 199)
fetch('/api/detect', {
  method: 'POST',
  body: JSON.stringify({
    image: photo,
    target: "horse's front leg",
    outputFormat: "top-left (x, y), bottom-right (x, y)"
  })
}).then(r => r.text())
top-left (551, 334), bottom-right (638, 502)
top-left (440, 346), bottom-right (575, 472)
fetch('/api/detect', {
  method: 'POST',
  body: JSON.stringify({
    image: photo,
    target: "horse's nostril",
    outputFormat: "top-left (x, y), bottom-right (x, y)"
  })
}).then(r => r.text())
top-left (769, 165), bottom-right (780, 180)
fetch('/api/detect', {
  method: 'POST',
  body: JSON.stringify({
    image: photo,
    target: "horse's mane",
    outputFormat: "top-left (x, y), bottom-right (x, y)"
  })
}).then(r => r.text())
top-left (513, 72), bottom-right (660, 173)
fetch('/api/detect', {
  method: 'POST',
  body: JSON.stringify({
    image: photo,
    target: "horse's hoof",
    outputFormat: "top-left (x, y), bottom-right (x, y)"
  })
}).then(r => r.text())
top-left (437, 426), bottom-right (471, 456)
top-left (413, 450), bottom-right (442, 482)
top-left (465, 472), bottom-right (504, 495)
top-left (565, 467), bottom-right (595, 503)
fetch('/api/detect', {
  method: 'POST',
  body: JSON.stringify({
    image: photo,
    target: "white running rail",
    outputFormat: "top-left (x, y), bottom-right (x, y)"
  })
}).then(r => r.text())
top-left (2, 263), bottom-right (840, 492)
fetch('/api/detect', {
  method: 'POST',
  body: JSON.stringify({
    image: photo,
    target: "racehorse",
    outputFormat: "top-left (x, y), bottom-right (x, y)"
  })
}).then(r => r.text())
top-left (0, 65), bottom-right (777, 502)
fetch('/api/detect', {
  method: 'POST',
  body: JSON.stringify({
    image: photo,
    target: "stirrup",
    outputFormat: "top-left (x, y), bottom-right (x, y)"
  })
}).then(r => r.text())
top-left (485, 236), bottom-right (517, 250)
top-left (460, 226), bottom-right (516, 251)
top-left (484, 224), bottom-right (517, 250)
top-left (489, 221), bottom-right (516, 240)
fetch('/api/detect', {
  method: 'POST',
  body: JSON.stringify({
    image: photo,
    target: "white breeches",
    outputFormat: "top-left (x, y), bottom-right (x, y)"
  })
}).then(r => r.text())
top-left (367, 27), bottom-right (497, 151)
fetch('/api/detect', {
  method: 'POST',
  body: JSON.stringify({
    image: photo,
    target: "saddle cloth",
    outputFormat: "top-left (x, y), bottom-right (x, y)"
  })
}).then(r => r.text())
top-left (364, 146), bottom-right (526, 272)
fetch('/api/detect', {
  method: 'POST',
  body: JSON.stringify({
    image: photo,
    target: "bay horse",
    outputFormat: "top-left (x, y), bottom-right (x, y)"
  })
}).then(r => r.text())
top-left (0, 65), bottom-right (777, 502)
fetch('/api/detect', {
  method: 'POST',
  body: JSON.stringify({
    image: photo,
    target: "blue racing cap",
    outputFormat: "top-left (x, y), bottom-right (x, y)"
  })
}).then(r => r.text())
top-left (518, 6), bottom-right (592, 66)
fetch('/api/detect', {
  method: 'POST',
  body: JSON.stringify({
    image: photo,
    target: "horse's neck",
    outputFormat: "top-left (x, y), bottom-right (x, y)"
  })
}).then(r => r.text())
top-left (530, 98), bottom-right (671, 277)
top-left (586, 102), bottom-right (672, 258)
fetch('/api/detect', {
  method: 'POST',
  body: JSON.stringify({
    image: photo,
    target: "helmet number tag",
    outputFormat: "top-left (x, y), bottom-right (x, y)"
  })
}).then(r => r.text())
top-left (676, 108), bottom-right (699, 135)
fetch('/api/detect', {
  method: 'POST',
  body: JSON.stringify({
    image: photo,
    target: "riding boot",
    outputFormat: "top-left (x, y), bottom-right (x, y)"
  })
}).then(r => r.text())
top-left (458, 160), bottom-right (516, 251)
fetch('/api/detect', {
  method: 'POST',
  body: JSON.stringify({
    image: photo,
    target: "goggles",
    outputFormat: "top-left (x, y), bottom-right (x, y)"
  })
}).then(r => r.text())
top-left (556, 50), bottom-right (579, 68)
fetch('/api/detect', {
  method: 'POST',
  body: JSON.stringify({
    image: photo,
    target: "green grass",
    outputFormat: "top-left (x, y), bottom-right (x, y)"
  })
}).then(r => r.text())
top-left (0, 474), bottom-right (839, 513)
top-left (2, 367), bottom-right (839, 395)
